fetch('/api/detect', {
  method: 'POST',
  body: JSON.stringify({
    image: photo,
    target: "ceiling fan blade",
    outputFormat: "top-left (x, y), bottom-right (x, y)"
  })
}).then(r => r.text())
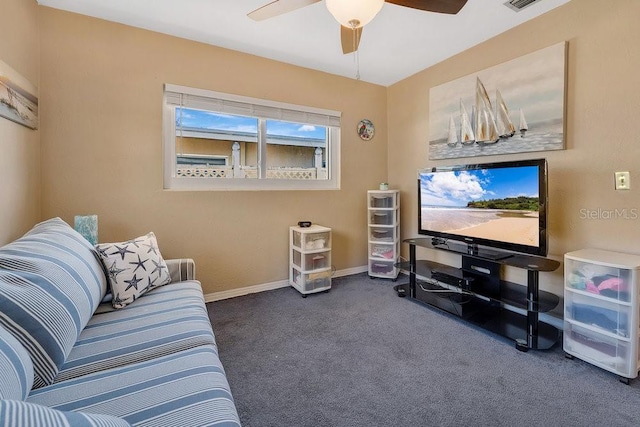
top-left (341, 25), bottom-right (363, 55)
top-left (384, 0), bottom-right (468, 14)
top-left (248, 0), bottom-right (322, 21)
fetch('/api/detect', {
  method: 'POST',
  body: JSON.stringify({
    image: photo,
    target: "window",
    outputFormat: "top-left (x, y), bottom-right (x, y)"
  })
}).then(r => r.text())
top-left (163, 84), bottom-right (341, 190)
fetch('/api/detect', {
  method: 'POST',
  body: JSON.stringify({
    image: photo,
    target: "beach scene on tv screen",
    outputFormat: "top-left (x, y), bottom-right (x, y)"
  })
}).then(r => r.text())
top-left (420, 166), bottom-right (539, 247)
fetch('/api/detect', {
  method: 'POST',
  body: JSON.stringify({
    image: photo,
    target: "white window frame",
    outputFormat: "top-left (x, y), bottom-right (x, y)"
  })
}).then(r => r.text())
top-left (163, 84), bottom-right (341, 191)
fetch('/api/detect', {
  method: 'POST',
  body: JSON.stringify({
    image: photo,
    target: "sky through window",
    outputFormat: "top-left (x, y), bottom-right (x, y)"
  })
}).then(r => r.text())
top-left (176, 108), bottom-right (326, 139)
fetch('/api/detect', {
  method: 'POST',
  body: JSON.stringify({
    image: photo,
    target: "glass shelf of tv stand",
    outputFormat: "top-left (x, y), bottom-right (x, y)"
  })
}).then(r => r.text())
top-left (394, 238), bottom-right (561, 351)
top-left (394, 258), bottom-right (559, 312)
top-left (394, 279), bottom-right (560, 351)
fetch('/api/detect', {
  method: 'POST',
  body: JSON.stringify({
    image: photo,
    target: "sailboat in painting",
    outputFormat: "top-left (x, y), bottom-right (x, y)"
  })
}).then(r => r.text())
top-left (445, 77), bottom-right (527, 149)
top-left (496, 89), bottom-right (516, 138)
top-left (459, 100), bottom-right (475, 145)
top-left (447, 99), bottom-right (477, 147)
top-left (447, 115), bottom-right (458, 146)
top-left (519, 108), bottom-right (528, 137)
top-left (474, 77), bottom-right (499, 144)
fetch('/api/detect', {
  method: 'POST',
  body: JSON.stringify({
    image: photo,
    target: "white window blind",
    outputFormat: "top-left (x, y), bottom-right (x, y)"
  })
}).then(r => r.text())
top-left (164, 84), bottom-right (341, 128)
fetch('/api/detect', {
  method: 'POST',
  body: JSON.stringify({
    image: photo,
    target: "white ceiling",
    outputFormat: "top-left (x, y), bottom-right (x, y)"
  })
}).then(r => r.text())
top-left (37, 0), bottom-right (571, 86)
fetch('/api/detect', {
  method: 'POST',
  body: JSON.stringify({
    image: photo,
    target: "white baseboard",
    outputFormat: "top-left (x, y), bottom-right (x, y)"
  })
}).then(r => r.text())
top-left (204, 265), bottom-right (369, 303)
top-left (333, 265), bottom-right (369, 277)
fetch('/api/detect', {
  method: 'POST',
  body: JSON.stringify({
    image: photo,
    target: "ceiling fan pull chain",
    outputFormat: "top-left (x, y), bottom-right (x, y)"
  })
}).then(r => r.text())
top-left (352, 25), bottom-right (360, 80)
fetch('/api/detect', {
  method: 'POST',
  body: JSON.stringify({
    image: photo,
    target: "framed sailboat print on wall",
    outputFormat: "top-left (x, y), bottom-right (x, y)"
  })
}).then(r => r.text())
top-left (428, 42), bottom-right (567, 160)
top-left (0, 59), bottom-right (38, 130)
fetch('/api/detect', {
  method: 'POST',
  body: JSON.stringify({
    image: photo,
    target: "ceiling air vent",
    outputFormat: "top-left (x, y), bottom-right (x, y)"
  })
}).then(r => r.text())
top-left (504, 0), bottom-right (542, 12)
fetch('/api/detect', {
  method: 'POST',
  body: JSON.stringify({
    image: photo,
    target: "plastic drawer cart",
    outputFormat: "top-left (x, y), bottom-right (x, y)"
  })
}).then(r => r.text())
top-left (289, 225), bottom-right (332, 297)
top-left (367, 190), bottom-right (400, 280)
top-left (564, 248), bottom-right (640, 384)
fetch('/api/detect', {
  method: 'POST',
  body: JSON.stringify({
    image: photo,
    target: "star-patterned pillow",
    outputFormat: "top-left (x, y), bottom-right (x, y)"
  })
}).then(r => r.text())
top-left (96, 232), bottom-right (171, 309)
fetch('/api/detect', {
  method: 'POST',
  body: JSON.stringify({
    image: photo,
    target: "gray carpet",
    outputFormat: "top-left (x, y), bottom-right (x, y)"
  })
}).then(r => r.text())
top-left (207, 273), bottom-right (640, 427)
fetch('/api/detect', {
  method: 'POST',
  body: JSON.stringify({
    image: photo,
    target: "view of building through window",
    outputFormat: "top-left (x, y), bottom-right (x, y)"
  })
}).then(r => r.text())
top-left (175, 108), bottom-right (328, 180)
top-left (163, 84), bottom-right (340, 190)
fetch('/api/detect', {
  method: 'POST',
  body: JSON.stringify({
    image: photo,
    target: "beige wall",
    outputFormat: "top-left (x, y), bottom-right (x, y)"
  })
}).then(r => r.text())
top-left (38, 7), bottom-right (388, 294)
top-left (0, 0), bottom-right (40, 244)
top-left (16, 0), bottom-right (639, 298)
top-left (388, 0), bottom-right (640, 297)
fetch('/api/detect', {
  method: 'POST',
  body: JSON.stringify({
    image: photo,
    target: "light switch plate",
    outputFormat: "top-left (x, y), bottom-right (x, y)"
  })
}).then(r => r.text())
top-left (615, 171), bottom-right (630, 190)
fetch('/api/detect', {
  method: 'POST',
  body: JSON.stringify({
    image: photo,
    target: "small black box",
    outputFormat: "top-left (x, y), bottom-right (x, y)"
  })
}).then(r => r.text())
top-left (415, 281), bottom-right (484, 319)
top-left (462, 257), bottom-right (502, 297)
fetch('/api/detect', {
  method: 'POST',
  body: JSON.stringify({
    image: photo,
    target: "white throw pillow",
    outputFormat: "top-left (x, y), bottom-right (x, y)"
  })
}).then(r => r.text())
top-left (96, 232), bottom-right (171, 309)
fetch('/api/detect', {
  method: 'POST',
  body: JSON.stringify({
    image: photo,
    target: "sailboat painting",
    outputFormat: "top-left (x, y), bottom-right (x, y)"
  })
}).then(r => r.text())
top-left (429, 42), bottom-right (566, 160)
top-left (0, 59), bottom-right (38, 130)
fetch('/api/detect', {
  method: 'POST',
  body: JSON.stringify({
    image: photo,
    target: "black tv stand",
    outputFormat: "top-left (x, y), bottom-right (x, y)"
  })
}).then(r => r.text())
top-left (433, 240), bottom-right (512, 261)
top-left (394, 238), bottom-right (561, 351)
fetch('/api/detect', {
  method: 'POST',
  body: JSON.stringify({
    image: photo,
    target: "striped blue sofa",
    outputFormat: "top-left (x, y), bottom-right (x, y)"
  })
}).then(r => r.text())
top-left (0, 218), bottom-right (240, 426)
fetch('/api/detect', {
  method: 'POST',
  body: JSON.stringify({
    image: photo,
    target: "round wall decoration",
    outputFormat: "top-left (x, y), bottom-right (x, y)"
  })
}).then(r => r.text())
top-left (357, 119), bottom-right (375, 141)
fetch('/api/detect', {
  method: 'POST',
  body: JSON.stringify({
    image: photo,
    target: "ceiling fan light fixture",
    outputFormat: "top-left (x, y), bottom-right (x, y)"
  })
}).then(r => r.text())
top-left (326, 0), bottom-right (385, 28)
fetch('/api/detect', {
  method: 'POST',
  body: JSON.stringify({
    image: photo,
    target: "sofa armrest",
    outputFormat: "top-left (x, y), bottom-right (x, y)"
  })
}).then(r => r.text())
top-left (165, 258), bottom-right (196, 282)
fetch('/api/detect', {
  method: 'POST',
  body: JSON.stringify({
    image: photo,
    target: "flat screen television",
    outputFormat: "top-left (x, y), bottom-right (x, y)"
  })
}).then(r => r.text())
top-left (418, 158), bottom-right (548, 259)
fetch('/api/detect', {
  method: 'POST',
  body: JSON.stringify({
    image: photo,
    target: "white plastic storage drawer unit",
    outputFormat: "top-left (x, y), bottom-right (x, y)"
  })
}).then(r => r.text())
top-left (289, 225), bottom-right (332, 297)
top-left (564, 249), bottom-right (640, 383)
top-left (367, 190), bottom-right (400, 280)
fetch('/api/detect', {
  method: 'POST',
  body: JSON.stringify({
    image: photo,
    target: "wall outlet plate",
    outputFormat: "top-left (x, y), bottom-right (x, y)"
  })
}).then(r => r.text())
top-left (615, 171), bottom-right (630, 190)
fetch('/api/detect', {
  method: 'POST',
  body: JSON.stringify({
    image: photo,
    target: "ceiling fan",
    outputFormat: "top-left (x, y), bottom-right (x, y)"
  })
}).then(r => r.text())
top-left (248, 0), bottom-right (468, 54)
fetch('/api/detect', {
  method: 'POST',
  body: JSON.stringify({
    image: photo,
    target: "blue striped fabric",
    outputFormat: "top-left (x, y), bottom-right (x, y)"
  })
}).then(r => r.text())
top-left (0, 218), bottom-right (108, 388)
top-left (0, 326), bottom-right (34, 400)
top-left (0, 400), bottom-right (131, 427)
top-left (28, 345), bottom-right (241, 427)
top-left (55, 281), bottom-right (216, 382)
top-left (165, 258), bottom-right (196, 283)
